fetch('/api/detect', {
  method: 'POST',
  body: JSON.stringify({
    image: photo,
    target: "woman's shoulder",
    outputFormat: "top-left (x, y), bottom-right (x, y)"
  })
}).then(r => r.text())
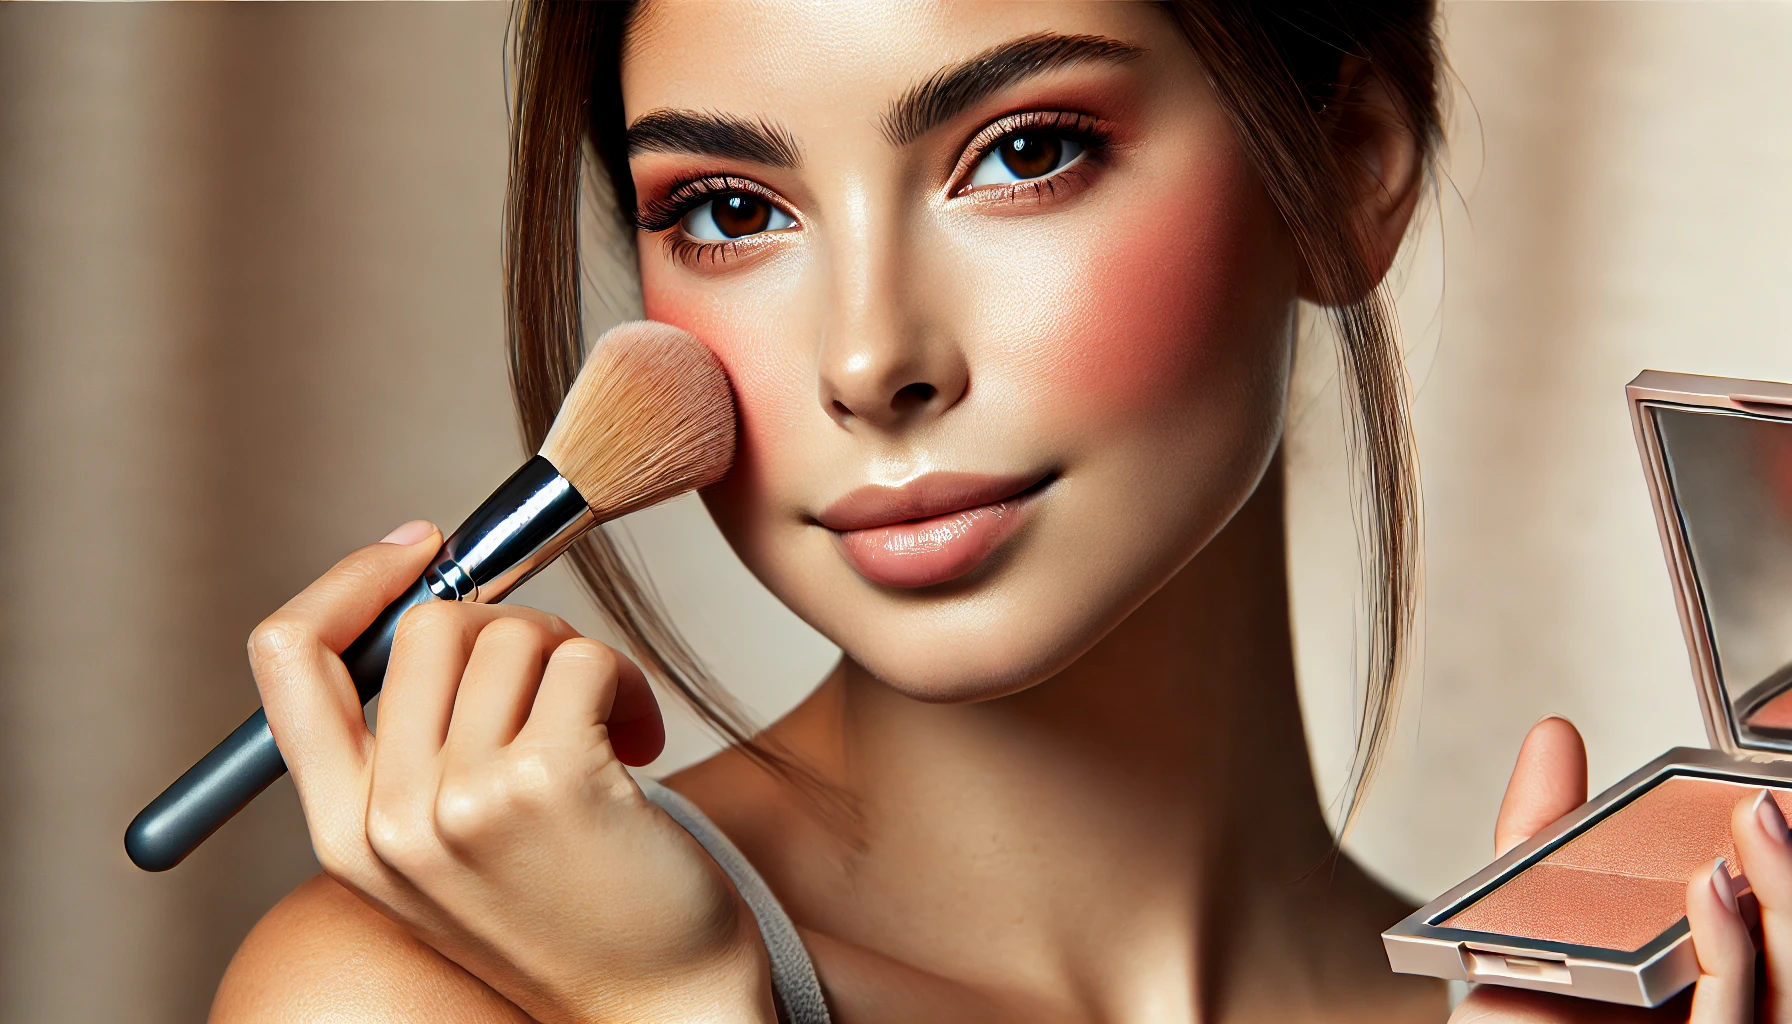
top-left (210, 874), bottom-right (534, 1024)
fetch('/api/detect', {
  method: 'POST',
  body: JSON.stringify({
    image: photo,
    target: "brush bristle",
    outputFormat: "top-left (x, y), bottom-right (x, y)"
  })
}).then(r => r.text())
top-left (539, 321), bottom-right (737, 520)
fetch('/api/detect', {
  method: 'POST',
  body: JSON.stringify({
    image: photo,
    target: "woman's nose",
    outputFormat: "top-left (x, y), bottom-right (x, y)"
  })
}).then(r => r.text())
top-left (815, 242), bottom-right (968, 432)
top-left (819, 328), bottom-right (968, 431)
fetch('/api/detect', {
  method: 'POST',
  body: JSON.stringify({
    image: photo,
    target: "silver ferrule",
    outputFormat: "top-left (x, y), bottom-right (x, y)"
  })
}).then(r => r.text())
top-left (424, 455), bottom-right (596, 605)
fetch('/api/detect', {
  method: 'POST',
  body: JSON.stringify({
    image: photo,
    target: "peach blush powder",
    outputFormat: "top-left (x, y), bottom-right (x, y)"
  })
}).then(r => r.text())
top-left (1746, 687), bottom-right (1792, 731)
top-left (1442, 777), bottom-right (1792, 951)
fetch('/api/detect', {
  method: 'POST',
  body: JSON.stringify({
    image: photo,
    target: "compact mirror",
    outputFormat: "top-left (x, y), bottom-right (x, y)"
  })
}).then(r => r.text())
top-left (1656, 405), bottom-right (1792, 751)
top-left (1383, 376), bottom-right (1792, 1009)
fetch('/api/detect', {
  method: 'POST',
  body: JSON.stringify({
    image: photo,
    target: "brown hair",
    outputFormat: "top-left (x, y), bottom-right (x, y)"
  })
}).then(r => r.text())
top-left (505, 1), bottom-right (1440, 831)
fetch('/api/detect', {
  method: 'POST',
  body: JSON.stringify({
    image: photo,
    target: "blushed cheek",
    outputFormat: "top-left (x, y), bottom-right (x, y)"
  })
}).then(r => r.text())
top-left (641, 266), bottom-right (815, 525)
top-left (978, 166), bottom-right (1290, 434)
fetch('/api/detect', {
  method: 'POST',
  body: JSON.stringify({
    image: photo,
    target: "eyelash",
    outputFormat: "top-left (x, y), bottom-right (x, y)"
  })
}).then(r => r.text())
top-left (636, 175), bottom-right (778, 233)
top-left (637, 110), bottom-right (1114, 268)
top-left (636, 175), bottom-right (795, 267)
top-left (950, 110), bottom-right (1113, 203)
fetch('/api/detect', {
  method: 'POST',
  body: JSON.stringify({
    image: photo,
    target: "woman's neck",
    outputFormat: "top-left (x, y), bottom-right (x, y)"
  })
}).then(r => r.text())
top-left (836, 456), bottom-right (1332, 882)
top-left (682, 460), bottom-right (1431, 1020)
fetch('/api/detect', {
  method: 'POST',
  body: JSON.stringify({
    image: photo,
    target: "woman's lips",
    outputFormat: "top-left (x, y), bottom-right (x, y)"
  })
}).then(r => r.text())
top-left (817, 472), bottom-right (1049, 588)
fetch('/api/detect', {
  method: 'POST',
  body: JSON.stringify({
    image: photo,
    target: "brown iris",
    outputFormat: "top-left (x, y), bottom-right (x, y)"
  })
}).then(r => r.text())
top-left (710, 193), bottom-right (774, 238)
top-left (998, 134), bottom-right (1063, 180)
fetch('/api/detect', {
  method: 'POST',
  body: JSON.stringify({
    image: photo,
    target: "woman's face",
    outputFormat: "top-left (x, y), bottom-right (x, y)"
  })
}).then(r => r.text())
top-left (625, 1), bottom-right (1299, 700)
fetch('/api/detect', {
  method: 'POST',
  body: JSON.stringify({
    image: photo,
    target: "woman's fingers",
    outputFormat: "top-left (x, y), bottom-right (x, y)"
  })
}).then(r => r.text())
top-left (368, 601), bottom-right (490, 857)
top-left (249, 521), bottom-right (442, 818)
top-left (1494, 716), bottom-right (1589, 856)
top-left (1685, 857), bottom-right (1755, 1024)
top-left (1733, 788), bottom-right (1792, 1021)
top-left (373, 605), bottom-right (582, 837)
top-left (378, 604), bottom-right (582, 761)
top-left (443, 613), bottom-right (580, 755)
top-left (270, 520), bottom-right (443, 653)
top-left (522, 639), bottom-right (664, 767)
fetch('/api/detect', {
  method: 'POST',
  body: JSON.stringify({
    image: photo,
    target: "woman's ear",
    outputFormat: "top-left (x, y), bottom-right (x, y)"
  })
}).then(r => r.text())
top-left (1297, 55), bottom-right (1427, 303)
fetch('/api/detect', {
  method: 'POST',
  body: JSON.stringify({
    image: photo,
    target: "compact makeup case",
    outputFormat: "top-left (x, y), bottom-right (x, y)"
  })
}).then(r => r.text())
top-left (1384, 370), bottom-right (1792, 1006)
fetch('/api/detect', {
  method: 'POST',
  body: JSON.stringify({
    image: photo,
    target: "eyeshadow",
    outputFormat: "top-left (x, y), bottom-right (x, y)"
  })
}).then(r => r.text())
top-left (1441, 776), bottom-right (1791, 951)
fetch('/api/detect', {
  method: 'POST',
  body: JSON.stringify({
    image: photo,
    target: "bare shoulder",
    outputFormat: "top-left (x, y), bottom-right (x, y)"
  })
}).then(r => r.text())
top-left (210, 873), bottom-right (535, 1024)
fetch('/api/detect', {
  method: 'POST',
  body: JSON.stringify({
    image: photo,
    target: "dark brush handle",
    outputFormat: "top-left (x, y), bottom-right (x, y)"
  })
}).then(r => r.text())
top-left (124, 576), bottom-right (438, 871)
top-left (126, 457), bottom-right (595, 872)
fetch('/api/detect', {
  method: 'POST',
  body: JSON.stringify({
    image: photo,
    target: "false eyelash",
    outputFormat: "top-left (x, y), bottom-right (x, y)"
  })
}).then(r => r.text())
top-left (952, 109), bottom-right (1115, 198)
top-left (635, 175), bottom-right (789, 234)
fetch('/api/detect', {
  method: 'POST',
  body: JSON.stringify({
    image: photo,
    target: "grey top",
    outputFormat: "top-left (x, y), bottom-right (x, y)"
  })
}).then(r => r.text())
top-left (639, 778), bottom-right (832, 1024)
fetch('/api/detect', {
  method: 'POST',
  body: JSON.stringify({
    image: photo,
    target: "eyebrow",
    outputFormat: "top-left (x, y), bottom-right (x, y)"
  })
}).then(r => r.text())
top-left (880, 33), bottom-right (1145, 147)
top-left (625, 109), bottom-right (803, 168)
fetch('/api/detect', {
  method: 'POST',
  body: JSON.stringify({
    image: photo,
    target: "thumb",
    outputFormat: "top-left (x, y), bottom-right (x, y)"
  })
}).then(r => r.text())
top-left (1494, 715), bottom-right (1588, 856)
top-left (271, 519), bottom-right (445, 655)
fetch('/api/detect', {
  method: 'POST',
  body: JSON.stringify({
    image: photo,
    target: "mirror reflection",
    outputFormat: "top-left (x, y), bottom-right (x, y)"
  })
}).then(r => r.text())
top-left (1657, 405), bottom-right (1792, 749)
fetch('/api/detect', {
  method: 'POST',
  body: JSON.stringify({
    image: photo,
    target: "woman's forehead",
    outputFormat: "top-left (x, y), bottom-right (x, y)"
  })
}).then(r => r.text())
top-left (619, 1), bottom-right (1172, 130)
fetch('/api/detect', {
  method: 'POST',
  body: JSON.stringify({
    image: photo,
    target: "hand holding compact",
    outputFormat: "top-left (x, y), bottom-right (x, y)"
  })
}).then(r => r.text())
top-left (1453, 717), bottom-right (1791, 1024)
top-left (250, 524), bottom-right (774, 1024)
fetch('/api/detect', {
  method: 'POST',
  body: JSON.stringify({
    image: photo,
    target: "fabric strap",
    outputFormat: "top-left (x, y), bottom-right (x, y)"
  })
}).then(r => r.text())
top-left (638, 778), bottom-right (832, 1024)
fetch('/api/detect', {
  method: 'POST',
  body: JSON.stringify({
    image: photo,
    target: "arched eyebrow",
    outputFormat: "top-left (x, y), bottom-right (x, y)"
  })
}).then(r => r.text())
top-left (626, 109), bottom-right (803, 168)
top-left (880, 33), bottom-right (1145, 147)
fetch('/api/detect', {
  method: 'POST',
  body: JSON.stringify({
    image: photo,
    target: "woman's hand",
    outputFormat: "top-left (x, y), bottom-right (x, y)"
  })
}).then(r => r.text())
top-left (248, 521), bottom-right (775, 1024)
top-left (1452, 717), bottom-right (1785, 1023)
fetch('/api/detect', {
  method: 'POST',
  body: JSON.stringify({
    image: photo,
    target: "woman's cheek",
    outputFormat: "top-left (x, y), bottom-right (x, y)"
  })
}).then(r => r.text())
top-left (641, 261), bottom-right (806, 415)
top-left (970, 177), bottom-right (1286, 439)
top-left (642, 261), bottom-right (816, 533)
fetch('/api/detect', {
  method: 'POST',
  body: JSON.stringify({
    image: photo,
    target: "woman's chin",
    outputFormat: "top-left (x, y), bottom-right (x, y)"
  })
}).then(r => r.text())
top-left (838, 625), bottom-right (1093, 706)
top-left (850, 662), bottom-right (1042, 705)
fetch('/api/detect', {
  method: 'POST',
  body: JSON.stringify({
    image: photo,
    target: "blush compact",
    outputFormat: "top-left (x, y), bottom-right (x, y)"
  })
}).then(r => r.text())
top-left (1384, 370), bottom-right (1792, 1006)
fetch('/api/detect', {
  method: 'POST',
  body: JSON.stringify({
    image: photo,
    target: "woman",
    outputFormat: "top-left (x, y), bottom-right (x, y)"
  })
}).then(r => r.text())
top-left (210, 3), bottom-right (1781, 1022)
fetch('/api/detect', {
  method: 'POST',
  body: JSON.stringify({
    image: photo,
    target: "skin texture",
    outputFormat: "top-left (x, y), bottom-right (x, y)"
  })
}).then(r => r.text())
top-left (631, 2), bottom-right (1299, 702)
top-left (210, 3), bottom-right (1792, 1023)
top-left (210, 873), bottom-right (535, 1024)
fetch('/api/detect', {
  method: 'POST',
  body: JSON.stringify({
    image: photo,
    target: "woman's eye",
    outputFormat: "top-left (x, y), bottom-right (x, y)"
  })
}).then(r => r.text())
top-left (967, 132), bottom-right (1086, 188)
top-left (679, 192), bottom-right (794, 241)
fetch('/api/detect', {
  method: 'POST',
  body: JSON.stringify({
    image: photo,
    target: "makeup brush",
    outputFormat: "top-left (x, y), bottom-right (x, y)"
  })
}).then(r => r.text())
top-left (125, 321), bottom-right (735, 872)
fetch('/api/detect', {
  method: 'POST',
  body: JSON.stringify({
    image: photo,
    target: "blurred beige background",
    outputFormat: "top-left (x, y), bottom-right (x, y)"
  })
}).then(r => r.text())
top-left (2, 2), bottom-right (1789, 1021)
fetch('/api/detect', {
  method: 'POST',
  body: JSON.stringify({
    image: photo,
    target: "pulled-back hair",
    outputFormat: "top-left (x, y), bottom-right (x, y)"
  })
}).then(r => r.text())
top-left (505, 1), bottom-right (1440, 833)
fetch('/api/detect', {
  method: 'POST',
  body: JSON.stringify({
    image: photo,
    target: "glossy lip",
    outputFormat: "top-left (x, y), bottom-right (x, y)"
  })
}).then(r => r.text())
top-left (816, 472), bottom-right (1050, 531)
top-left (817, 471), bottom-right (1053, 588)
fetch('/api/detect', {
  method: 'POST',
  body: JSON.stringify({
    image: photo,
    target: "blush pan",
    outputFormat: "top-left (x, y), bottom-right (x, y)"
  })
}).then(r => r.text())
top-left (1443, 777), bottom-right (1788, 951)
top-left (1386, 372), bottom-right (1792, 1007)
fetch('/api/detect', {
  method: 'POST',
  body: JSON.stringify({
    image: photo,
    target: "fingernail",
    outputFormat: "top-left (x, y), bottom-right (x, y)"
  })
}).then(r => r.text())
top-left (1712, 858), bottom-right (1740, 914)
top-left (1532, 712), bottom-right (1567, 727)
top-left (1756, 789), bottom-right (1791, 847)
top-left (379, 520), bottom-right (436, 546)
